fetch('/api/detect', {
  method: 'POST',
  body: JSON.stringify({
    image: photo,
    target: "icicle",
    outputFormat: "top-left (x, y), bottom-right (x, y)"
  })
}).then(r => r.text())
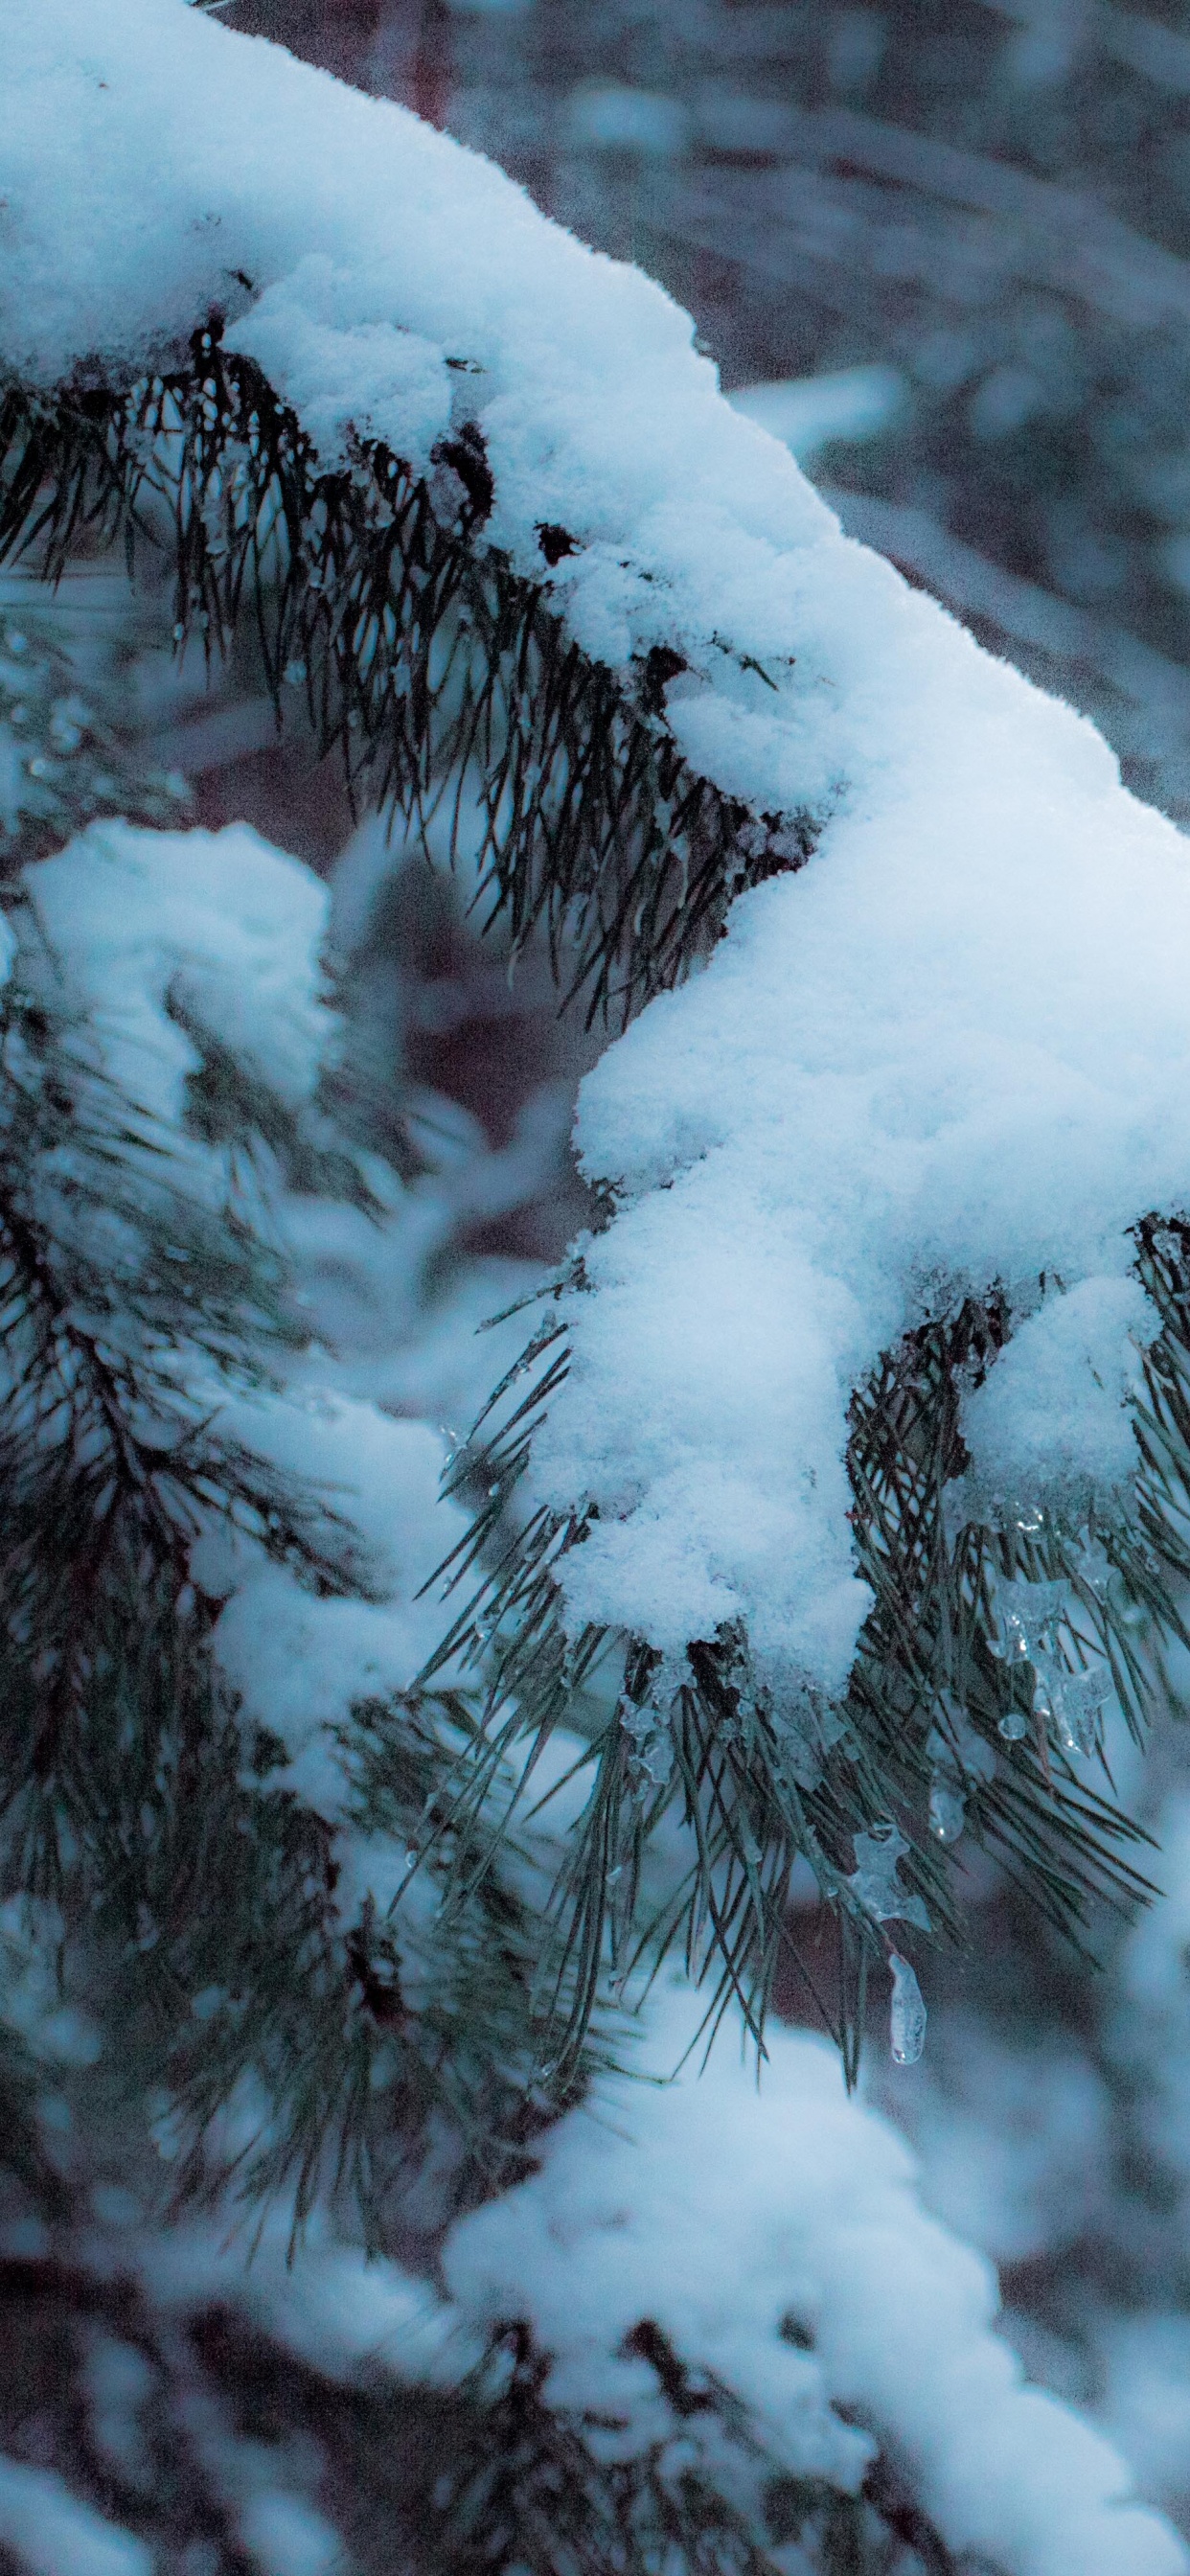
top-left (1063, 1667), bottom-right (1113, 1755)
top-left (989, 1576), bottom-right (1068, 1664)
top-left (1074, 1537), bottom-right (1113, 1602)
top-left (770, 1681), bottom-right (843, 1790)
top-left (889, 1953), bottom-right (927, 2064)
top-left (1033, 1656), bottom-right (1112, 1757)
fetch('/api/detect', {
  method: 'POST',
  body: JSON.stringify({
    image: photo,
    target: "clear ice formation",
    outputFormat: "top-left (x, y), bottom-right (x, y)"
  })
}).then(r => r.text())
top-left (889, 1952), bottom-right (927, 2065)
top-left (848, 1826), bottom-right (931, 1930)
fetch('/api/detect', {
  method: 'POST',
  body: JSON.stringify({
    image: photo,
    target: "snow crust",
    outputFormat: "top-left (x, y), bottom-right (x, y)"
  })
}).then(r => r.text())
top-left (8, 0), bottom-right (1190, 1692)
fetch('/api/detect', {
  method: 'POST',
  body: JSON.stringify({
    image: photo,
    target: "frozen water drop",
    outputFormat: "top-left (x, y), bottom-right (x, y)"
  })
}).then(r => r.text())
top-left (889, 1953), bottom-right (927, 2064)
top-left (997, 1706), bottom-right (1029, 1740)
top-left (928, 1781), bottom-right (966, 1844)
top-left (1049, 1700), bottom-right (1079, 1755)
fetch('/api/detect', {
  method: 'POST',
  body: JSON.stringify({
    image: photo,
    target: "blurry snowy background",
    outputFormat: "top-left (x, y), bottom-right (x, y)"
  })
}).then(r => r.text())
top-left (13, 0), bottom-right (1190, 2560)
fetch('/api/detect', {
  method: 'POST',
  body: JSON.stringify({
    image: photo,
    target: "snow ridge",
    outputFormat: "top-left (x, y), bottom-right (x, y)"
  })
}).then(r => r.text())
top-left (9, 0), bottom-right (1190, 1696)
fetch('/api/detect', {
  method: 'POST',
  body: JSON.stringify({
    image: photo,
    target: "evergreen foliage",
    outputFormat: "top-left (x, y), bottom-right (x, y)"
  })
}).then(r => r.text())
top-left (3, 15), bottom-right (1190, 2564)
top-left (0, 337), bottom-right (811, 1029)
top-left (0, 798), bottom-right (606, 2249)
top-left (2, 268), bottom-right (1186, 2110)
top-left (417, 2318), bottom-right (964, 2576)
top-left (419, 1260), bottom-right (1174, 2081)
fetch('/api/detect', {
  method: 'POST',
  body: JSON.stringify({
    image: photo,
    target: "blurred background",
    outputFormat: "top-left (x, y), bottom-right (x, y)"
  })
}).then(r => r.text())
top-left (12, 0), bottom-right (1190, 2561)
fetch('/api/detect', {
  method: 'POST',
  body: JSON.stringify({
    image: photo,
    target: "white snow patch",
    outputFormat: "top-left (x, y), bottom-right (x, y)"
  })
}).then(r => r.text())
top-left (24, 818), bottom-right (332, 1125)
top-left (128, 1973), bottom-right (1188, 2573)
top-left (209, 1398), bottom-right (466, 1810)
top-left (139, 2198), bottom-right (472, 2385)
top-left (441, 1980), bottom-right (1185, 2576)
top-left (0, 2457), bottom-right (152, 2576)
top-left (961, 1275), bottom-right (1157, 1518)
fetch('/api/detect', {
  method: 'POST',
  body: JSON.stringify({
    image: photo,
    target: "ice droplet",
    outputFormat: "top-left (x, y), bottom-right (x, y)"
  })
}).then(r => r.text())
top-left (889, 1953), bottom-right (927, 2065)
top-left (997, 1705), bottom-right (1029, 1740)
top-left (928, 1781), bottom-right (966, 1844)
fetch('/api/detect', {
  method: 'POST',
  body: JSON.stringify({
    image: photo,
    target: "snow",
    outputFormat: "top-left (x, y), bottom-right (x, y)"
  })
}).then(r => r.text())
top-left (131, 1971), bottom-right (1187, 2576)
top-left (438, 1979), bottom-right (1183, 2576)
top-left (7, 21), bottom-right (1190, 2559)
top-left (534, 747), bottom-right (1190, 1689)
top-left (0, 2457), bottom-right (152, 2576)
top-left (1101, 2316), bottom-right (1190, 2504)
top-left (568, 83), bottom-right (690, 158)
top-left (8, 0), bottom-right (1190, 1697)
top-left (886, 2017), bottom-right (1112, 2266)
top-left (1111, 1792), bottom-right (1190, 2190)
top-left (24, 819), bottom-right (332, 1129)
top-left (140, 2196), bottom-right (473, 2386)
top-left (208, 1393), bottom-right (468, 1813)
top-left (16, 808), bottom-right (482, 1925)
top-left (959, 1275), bottom-right (1157, 1520)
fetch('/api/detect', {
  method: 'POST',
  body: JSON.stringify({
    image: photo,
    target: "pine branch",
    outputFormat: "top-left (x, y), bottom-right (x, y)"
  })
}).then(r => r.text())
top-left (1, 305), bottom-right (1179, 2112)
top-left (0, 950), bottom-right (415, 2220)
top-left (422, 2318), bottom-right (964, 2576)
top-left (0, 963), bottom-right (369, 1805)
top-left (416, 1256), bottom-right (1171, 2085)
top-left (126, 1680), bottom-right (619, 2246)
top-left (0, 329), bottom-right (814, 1029)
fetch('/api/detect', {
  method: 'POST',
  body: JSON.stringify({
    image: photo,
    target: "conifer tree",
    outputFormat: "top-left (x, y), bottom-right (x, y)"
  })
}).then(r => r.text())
top-left (1, 4), bottom-right (1189, 2570)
